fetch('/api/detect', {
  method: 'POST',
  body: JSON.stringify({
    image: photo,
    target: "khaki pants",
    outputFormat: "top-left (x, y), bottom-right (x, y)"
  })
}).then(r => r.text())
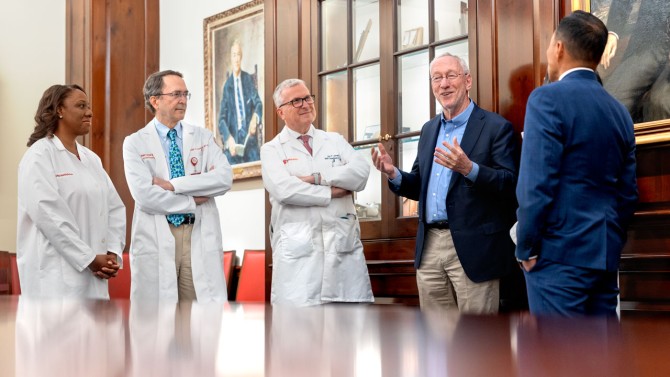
top-left (416, 228), bottom-right (499, 314)
top-left (170, 223), bottom-right (197, 301)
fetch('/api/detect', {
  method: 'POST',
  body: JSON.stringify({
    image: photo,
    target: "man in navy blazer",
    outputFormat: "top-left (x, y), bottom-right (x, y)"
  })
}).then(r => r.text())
top-left (217, 39), bottom-right (263, 164)
top-left (372, 53), bottom-right (519, 314)
top-left (516, 11), bottom-right (638, 316)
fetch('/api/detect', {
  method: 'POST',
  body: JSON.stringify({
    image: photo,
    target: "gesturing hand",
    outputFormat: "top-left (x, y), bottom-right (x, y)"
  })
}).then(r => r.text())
top-left (434, 137), bottom-right (473, 176)
top-left (371, 143), bottom-right (397, 179)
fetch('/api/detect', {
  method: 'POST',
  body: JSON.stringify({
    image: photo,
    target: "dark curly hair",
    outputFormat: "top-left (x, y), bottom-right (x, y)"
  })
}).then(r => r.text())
top-left (28, 84), bottom-right (85, 147)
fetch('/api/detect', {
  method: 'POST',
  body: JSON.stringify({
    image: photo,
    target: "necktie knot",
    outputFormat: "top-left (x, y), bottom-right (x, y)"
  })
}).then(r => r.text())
top-left (299, 135), bottom-right (312, 155)
top-left (168, 128), bottom-right (177, 141)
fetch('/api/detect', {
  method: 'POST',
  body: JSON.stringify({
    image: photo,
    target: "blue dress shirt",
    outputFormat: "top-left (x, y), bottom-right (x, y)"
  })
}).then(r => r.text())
top-left (390, 100), bottom-right (479, 224)
top-left (154, 119), bottom-right (184, 168)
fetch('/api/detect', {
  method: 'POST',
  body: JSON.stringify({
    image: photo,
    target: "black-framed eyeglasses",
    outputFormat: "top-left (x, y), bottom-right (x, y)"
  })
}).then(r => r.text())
top-left (156, 91), bottom-right (191, 100)
top-left (278, 95), bottom-right (315, 108)
top-left (431, 73), bottom-right (465, 84)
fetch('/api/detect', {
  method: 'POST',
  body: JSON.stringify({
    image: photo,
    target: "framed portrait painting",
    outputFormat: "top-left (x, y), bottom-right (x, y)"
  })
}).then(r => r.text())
top-left (204, 0), bottom-right (264, 179)
top-left (572, 0), bottom-right (670, 145)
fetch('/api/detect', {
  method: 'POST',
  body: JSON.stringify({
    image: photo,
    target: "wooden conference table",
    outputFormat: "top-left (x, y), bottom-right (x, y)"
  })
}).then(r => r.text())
top-left (0, 296), bottom-right (668, 376)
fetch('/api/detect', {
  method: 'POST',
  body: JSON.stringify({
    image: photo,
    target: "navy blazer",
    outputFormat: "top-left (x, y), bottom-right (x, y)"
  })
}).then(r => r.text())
top-left (217, 70), bottom-right (263, 163)
top-left (391, 103), bottom-right (519, 282)
top-left (515, 70), bottom-right (638, 271)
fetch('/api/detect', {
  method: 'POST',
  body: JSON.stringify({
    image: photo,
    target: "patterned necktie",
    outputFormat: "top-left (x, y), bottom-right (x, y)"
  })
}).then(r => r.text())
top-left (236, 78), bottom-right (246, 130)
top-left (167, 129), bottom-right (185, 227)
top-left (298, 135), bottom-right (312, 155)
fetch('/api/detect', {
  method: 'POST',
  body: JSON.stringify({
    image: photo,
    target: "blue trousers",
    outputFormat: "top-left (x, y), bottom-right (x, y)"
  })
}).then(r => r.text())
top-left (524, 258), bottom-right (619, 317)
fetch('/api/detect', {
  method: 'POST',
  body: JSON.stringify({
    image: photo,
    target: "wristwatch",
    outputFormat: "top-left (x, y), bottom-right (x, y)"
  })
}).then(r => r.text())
top-left (312, 172), bottom-right (321, 185)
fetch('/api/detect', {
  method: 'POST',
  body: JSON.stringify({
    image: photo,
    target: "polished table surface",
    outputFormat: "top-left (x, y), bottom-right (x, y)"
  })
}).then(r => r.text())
top-left (0, 296), bottom-right (669, 376)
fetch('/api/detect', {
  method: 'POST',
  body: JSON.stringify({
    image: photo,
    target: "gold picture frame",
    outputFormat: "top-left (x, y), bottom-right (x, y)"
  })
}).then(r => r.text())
top-left (572, 0), bottom-right (670, 145)
top-left (203, 0), bottom-right (264, 179)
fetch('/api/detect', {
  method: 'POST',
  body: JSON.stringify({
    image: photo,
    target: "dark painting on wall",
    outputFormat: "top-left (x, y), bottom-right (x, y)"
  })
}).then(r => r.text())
top-left (588, 0), bottom-right (670, 126)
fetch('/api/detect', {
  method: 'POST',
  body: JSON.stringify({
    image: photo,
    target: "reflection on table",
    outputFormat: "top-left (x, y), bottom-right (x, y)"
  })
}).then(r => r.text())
top-left (1, 296), bottom-right (669, 376)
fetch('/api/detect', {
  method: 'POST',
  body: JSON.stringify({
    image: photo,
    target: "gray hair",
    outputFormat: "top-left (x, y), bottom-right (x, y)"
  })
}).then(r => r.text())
top-left (429, 53), bottom-right (470, 75)
top-left (273, 78), bottom-right (308, 107)
top-left (143, 70), bottom-right (183, 114)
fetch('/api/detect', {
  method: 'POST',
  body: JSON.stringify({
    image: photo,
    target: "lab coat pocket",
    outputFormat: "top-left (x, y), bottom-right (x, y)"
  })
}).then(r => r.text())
top-left (323, 216), bottom-right (359, 254)
top-left (279, 222), bottom-right (313, 259)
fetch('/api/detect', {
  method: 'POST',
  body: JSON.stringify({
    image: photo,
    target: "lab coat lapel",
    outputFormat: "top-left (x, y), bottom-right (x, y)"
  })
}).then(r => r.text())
top-left (142, 122), bottom-right (169, 179)
top-left (181, 124), bottom-right (194, 166)
top-left (278, 126), bottom-right (311, 156)
top-left (311, 130), bottom-right (327, 157)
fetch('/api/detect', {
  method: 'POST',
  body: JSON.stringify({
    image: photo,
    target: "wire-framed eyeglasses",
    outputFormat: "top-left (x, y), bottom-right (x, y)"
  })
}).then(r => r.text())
top-left (278, 95), bottom-right (315, 108)
top-left (156, 91), bottom-right (191, 100)
top-left (431, 73), bottom-right (465, 84)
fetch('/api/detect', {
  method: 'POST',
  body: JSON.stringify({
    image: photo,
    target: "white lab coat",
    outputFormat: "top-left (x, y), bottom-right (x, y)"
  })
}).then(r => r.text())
top-left (261, 125), bottom-right (374, 306)
top-left (123, 121), bottom-right (232, 302)
top-left (17, 136), bottom-right (126, 299)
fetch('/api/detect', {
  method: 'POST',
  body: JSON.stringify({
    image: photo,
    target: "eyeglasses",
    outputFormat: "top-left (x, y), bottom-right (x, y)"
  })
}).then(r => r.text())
top-left (278, 95), bottom-right (315, 108)
top-left (156, 91), bottom-right (191, 100)
top-left (431, 73), bottom-right (465, 84)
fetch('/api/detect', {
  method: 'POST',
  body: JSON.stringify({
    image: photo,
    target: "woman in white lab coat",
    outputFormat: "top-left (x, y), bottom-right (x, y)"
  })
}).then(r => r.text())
top-left (17, 84), bottom-right (126, 299)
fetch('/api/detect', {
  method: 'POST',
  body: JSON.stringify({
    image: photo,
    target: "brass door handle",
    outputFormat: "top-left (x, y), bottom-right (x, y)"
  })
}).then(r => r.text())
top-left (378, 134), bottom-right (391, 142)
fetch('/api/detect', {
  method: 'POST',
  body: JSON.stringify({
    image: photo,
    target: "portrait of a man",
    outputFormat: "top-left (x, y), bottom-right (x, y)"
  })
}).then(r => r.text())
top-left (218, 39), bottom-right (263, 164)
top-left (204, 0), bottom-right (264, 178)
top-left (593, 0), bottom-right (670, 123)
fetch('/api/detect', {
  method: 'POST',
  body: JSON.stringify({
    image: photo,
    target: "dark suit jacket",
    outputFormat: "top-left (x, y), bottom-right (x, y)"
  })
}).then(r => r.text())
top-left (217, 70), bottom-right (263, 163)
top-left (516, 70), bottom-right (638, 271)
top-left (390, 103), bottom-right (518, 282)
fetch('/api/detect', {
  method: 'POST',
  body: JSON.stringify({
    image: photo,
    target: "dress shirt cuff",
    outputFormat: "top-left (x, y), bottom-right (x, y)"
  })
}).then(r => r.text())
top-left (388, 167), bottom-right (402, 188)
top-left (465, 162), bottom-right (479, 182)
top-left (516, 255), bottom-right (539, 263)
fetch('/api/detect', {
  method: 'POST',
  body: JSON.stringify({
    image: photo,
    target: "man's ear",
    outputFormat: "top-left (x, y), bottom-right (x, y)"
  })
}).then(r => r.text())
top-left (149, 96), bottom-right (159, 112)
top-left (555, 40), bottom-right (565, 61)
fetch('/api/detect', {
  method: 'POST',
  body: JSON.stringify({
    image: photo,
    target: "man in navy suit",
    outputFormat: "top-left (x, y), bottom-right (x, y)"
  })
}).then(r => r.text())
top-left (217, 39), bottom-right (263, 164)
top-left (371, 53), bottom-right (519, 314)
top-left (516, 11), bottom-right (638, 316)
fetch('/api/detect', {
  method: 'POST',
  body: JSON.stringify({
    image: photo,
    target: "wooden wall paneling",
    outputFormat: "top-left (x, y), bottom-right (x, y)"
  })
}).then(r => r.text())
top-left (66, 0), bottom-right (92, 147)
top-left (66, 0), bottom-right (159, 252)
top-left (472, 0), bottom-right (495, 111)
top-left (496, 0), bottom-right (534, 133)
top-left (364, 239), bottom-right (419, 305)
top-left (620, 144), bottom-right (670, 313)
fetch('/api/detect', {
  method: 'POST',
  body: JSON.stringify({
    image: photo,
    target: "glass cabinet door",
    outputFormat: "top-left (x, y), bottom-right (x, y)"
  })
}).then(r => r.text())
top-left (353, 63), bottom-right (380, 142)
top-left (318, 0), bottom-right (469, 234)
top-left (397, 0), bottom-right (428, 51)
top-left (321, 0), bottom-right (347, 71)
top-left (353, 0), bottom-right (380, 63)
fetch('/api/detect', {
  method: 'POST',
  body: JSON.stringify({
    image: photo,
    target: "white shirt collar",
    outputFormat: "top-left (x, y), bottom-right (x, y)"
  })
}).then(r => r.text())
top-left (559, 67), bottom-right (594, 81)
